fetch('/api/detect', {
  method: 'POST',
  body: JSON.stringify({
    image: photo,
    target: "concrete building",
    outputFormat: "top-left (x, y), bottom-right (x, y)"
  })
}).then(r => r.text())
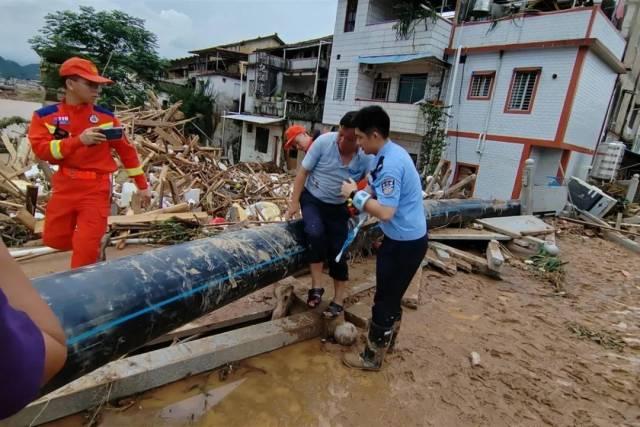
top-left (323, 0), bottom-right (452, 162)
top-left (164, 35), bottom-right (286, 150)
top-left (606, 0), bottom-right (640, 151)
top-left (224, 36), bottom-right (333, 168)
top-left (446, 6), bottom-right (626, 200)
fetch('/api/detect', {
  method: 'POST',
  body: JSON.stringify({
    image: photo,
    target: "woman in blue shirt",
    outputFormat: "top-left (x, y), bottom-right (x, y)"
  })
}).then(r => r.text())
top-left (341, 106), bottom-right (428, 371)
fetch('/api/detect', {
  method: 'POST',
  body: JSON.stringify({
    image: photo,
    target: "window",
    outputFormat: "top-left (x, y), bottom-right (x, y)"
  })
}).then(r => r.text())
top-left (505, 68), bottom-right (541, 113)
top-left (344, 0), bottom-right (358, 32)
top-left (468, 71), bottom-right (495, 100)
top-left (397, 74), bottom-right (428, 104)
top-left (255, 127), bottom-right (269, 153)
top-left (247, 123), bottom-right (253, 133)
top-left (372, 78), bottom-right (390, 101)
top-left (334, 69), bottom-right (349, 101)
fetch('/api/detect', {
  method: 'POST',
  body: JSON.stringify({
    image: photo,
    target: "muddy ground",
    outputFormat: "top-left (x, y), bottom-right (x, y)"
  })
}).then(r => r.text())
top-left (17, 231), bottom-right (640, 427)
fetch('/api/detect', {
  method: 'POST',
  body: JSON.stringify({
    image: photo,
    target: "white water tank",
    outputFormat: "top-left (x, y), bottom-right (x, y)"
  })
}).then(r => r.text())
top-left (591, 141), bottom-right (625, 181)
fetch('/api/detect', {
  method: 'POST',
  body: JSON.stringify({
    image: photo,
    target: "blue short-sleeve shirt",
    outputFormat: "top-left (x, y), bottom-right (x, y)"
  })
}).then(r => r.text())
top-left (369, 141), bottom-right (427, 241)
top-left (301, 132), bottom-right (373, 204)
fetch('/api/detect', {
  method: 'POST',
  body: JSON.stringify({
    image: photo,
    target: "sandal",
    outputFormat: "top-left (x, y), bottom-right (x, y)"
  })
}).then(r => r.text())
top-left (322, 301), bottom-right (344, 319)
top-left (307, 288), bottom-right (325, 308)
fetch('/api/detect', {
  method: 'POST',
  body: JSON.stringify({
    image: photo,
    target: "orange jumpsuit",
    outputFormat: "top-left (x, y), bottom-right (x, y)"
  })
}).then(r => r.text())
top-left (28, 100), bottom-right (148, 268)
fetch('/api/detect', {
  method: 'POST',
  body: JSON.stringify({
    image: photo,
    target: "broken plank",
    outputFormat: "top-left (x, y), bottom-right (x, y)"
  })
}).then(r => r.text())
top-left (345, 301), bottom-right (371, 328)
top-left (425, 251), bottom-right (457, 276)
top-left (429, 242), bottom-right (499, 279)
top-left (476, 215), bottom-right (554, 238)
top-left (401, 267), bottom-right (422, 309)
top-left (1, 133), bottom-right (17, 162)
top-left (5, 311), bottom-right (324, 427)
top-left (144, 307), bottom-right (273, 347)
top-left (486, 240), bottom-right (504, 273)
top-left (603, 230), bottom-right (640, 254)
top-left (429, 228), bottom-right (511, 241)
top-left (455, 259), bottom-right (473, 273)
top-left (108, 212), bottom-right (208, 225)
top-left (14, 208), bottom-right (36, 231)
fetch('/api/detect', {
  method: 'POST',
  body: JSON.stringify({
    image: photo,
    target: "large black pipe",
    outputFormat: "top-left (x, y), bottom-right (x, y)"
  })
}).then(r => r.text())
top-left (36, 199), bottom-right (520, 392)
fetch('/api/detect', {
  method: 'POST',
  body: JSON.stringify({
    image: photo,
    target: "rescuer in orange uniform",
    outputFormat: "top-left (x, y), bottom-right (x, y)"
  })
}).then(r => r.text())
top-left (28, 57), bottom-right (150, 268)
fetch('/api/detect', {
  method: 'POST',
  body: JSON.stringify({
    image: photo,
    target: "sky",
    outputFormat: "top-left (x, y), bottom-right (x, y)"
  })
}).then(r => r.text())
top-left (0, 0), bottom-right (339, 65)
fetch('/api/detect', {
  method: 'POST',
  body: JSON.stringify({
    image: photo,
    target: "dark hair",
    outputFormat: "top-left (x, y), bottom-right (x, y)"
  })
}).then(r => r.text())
top-left (353, 106), bottom-right (390, 139)
top-left (339, 111), bottom-right (359, 128)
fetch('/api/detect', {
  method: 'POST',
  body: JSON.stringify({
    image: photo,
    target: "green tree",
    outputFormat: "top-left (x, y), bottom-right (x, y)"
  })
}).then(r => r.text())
top-left (29, 6), bottom-right (166, 108)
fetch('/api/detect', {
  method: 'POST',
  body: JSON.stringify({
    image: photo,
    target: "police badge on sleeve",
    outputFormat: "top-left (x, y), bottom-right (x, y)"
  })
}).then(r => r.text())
top-left (381, 177), bottom-right (395, 195)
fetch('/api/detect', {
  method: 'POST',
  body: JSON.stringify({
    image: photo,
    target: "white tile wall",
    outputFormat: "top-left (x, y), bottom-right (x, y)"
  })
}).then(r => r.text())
top-left (450, 48), bottom-right (577, 140)
top-left (590, 11), bottom-right (626, 59)
top-left (452, 9), bottom-right (592, 48)
top-left (564, 51), bottom-right (617, 150)
top-left (443, 136), bottom-right (524, 199)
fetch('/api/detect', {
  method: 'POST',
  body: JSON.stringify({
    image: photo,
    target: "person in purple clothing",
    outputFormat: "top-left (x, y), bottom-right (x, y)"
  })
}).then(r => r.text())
top-left (0, 240), bottom-right (67, 420)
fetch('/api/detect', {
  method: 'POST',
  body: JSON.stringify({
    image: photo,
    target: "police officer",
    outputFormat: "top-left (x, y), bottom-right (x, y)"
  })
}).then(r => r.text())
top-left (340, 105), bottom-right (428, 371)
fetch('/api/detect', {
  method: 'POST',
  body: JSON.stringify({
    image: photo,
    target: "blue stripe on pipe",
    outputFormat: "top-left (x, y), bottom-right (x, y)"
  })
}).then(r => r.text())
top-left (67, 247), bottom-right (306, 346)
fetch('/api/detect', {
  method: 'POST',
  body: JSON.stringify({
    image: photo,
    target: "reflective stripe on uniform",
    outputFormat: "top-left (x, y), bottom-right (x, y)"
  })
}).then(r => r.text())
top-left (98, 122), bottom-right (114, 129)
top-left (44, 123), bottom-right (56, 134)
top-left (126, 166), bottom-right (144, 177)
top-left (50, 139), bottom-right (63, 159)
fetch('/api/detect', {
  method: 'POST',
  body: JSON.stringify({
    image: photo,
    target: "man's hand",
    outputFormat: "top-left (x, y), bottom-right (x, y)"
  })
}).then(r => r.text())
top-left (79, 127), bottom-right (107, 146)
top-left (341, 178), bottom-right (358, 199)
top-left (284, 200), bottom-right (300, 220)
top-left (138, 188), bottom-right (152, 209)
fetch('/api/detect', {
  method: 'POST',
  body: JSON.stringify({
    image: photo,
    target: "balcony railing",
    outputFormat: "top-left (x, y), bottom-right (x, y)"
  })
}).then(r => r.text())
top-left (287, 58), bottom-right (328, 71)
top-left (253, 99), bottom-right (324, 122)
top-left (287, 101), bottom-right (324, 122)
top-left (355, 98), bottom-right (425, 135)
top-left (248, 52), bottom-right (286, 69)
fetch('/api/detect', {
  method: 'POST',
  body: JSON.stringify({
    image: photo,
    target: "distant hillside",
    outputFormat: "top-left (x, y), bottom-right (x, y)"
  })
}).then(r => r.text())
top-left (0, 57), bottom-right (39, 80)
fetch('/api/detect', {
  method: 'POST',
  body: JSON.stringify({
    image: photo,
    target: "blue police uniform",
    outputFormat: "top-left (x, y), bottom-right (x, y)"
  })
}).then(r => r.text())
top-left (368, 141), bottom-right (428, 331)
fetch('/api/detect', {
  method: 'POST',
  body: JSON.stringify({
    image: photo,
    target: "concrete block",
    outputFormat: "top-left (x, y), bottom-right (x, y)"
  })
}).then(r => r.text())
top-left (345, 302), bottom-right (371, 328)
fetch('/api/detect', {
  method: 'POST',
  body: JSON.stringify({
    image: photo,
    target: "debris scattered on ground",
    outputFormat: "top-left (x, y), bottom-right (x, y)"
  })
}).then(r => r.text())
top-left (566, 321), bottom-right (626, 352)
top-left (469, 351), bottom-right (481, 367)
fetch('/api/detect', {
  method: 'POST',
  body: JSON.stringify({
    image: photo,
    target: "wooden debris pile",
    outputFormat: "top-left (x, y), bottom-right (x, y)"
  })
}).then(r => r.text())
top-left (424, 158), bottom-right (476, 199)
top-left (1, 95), bottom-right (293, 250)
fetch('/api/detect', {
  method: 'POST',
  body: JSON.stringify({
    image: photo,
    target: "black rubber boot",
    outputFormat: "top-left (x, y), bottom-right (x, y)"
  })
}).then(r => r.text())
top-left (387, 313), bottom-right (402, 354)
top-left (342, 321), bottom-right (393, 371)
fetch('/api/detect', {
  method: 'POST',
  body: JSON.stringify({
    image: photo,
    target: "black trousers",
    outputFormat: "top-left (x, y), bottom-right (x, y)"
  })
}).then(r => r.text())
top-left (373, 234), bottom-right (428, 328)
top-left (300, 190), bottom-right (349, 281)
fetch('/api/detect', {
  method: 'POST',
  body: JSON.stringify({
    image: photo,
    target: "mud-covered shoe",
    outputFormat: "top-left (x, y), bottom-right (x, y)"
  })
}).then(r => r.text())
top-left (342, 345), bottom-right (383, 371)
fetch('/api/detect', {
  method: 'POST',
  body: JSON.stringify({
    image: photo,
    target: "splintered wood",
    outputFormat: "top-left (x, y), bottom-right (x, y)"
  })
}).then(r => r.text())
top-left (115, 98), bottom-right (292, 218)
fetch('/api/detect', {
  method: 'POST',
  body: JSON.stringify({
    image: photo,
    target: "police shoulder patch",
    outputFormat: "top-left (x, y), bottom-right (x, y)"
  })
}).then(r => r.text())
top-left (381, 177), bottom-right (395, 195)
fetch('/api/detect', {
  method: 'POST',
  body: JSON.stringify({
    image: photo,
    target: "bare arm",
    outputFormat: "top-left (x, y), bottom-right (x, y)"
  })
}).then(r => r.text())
top-left (0, 241), bottom-right (67, 383)
top-left (285, 167), bottom-right (309, 220)
top-left (362, 199), bottom-right (396, 222)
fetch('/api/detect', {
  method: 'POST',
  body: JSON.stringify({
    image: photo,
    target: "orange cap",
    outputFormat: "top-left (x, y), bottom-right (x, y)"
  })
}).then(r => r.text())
top-left (59, 57), bottom-right (113, 84)
top-left (284, 125), bottom-right (307, 150)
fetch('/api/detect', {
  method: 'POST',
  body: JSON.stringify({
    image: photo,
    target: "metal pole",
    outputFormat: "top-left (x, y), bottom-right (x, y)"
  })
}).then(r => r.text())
top-left (313, 42), bottom-right (323, 101)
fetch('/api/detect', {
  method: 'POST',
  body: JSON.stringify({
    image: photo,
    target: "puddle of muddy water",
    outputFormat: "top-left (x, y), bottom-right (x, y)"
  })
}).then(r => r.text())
top-left (46, 340), bottom-right (387, 427)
